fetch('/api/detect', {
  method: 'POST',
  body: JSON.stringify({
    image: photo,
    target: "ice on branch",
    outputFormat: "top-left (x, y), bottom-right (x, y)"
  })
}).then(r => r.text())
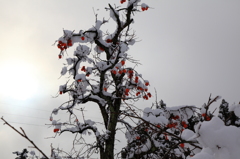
top-left (74, 45), bottom-right (90, 57)
top-left (120, 43), bottom-right (129, 53)
top-left (95, 61), bottom-right (111, 71)
top-left (63, 30), bottom-right (73, 39)
top-left (60, 66), bottom-right (67, 76)
top-left (110, 7), bottom-right (119, 22)
top-left (66, 58), bottom-right (74, 65)
top-left (75, 74), bottom-right (86, 82)
top-left (128, 0), bottom-right (141, 7)
top-left (59, 84), bottom-right (66, 94)
top-left (128, 39), bottom-right (135, 45)
top-left (52, 108), bottom-right (59, 115)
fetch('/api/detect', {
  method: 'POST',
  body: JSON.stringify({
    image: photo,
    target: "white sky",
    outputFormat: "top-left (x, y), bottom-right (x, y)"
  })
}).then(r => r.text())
top-left (0, 0), bottom-right (240, 158)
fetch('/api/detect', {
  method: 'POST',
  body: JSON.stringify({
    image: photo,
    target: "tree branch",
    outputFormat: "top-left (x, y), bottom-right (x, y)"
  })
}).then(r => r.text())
top-left (1, 117), bottom-right (49, 159)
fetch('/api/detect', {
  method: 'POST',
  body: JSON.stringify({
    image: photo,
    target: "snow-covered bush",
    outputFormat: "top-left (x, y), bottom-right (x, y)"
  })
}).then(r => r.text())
top-left (13, 149), bottom-right (29, 159)
top-left (122, 97), bottom-right (240, 159)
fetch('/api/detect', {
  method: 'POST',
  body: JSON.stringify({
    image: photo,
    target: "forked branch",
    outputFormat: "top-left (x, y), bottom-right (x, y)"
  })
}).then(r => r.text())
top-left (1, 117), bottom-right (49, 159)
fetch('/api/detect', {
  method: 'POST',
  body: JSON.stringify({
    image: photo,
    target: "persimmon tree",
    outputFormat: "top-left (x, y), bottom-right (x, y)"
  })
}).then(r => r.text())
top-left (2, 1), bottom-right (240, 159)
top-left (51, 0), bottom-right (151, 159)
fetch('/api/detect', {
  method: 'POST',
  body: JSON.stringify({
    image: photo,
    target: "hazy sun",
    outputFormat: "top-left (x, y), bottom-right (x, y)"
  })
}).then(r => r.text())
top-left (0, 61), bottom-right (38, 100)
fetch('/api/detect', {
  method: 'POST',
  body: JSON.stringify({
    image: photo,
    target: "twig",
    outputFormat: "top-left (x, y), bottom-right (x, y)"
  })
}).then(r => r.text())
top-left (1, 117), bottom-right (49, 159)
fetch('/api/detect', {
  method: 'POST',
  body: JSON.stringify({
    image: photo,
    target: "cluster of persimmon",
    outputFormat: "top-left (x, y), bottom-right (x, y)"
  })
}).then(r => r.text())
top-left (57, 39), bottom-right (73, 59)
top-left (98, 46), bottom-right (105, 51)
top-left (142, 93), bottom-right (151, 100)
top-left (170, 115), bottom-right (188, 129)
top-left (95, 39), bottom-right (113, 52)
top-left (137, 80), bottom-right (151, 100)
top-left (53, 128), bottom-right (60, 133)
top-left (202, 113), bottom-right (211, 121)
top-left (141, 6), bottom-right (149, 11)
top-left (170, 116), bottom-right (188, 129)
top-left (171, 115), bottom-right (180, 120)
top-left (135, 74), bottom-right (150, 99)
top-left (145, 81), bottom-right (149, 86)
top-left (80, 66), bottom-right (90, 77)
top-left (118, 69), bottom-right (126, 74)
top-left (81, 66), bottom-right (86, 72)
top-left (167, 122), bottom-right (178, 128)
top-left (96, 38), bottom-right (114, 51)
top-left (155, 121), bottom-right (186, 131)
top-left (179, 143), bottom-right (185, 148)
top-left (151, 116), bottom-right (188, 131)
top-left (181, 121), bottom-right (188, 128)
top-left (106, 39), bottom-right (112, 43)
top-left (122, 78), bottom-right (151, 100)
top-left (57, 39), bottom-right (72, 51)
top-left (125, 88), bottom-right (130, 96)
top-left (120, 0), bottom-right (126, 4)
top-left (111, 60), bottom-right (126, 75)
top-left (128, 70), bottom-right (134, 79)
top-left (135, 136), bottom-right (141, 140)
top-left (135, 76), bottom-right (139, 83)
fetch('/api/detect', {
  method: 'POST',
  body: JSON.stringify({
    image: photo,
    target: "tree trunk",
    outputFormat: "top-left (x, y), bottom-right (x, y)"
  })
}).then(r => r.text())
top-left (102, 98), bottom-right (121, 159)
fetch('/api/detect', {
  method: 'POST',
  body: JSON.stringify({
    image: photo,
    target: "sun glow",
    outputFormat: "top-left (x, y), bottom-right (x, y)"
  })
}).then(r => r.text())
top-left (0, 61), bottom-right (39, 100)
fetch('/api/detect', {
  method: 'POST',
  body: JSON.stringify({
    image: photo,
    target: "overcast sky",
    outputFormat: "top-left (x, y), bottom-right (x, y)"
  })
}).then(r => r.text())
top-left (0, 0), bottom-right (240, 158)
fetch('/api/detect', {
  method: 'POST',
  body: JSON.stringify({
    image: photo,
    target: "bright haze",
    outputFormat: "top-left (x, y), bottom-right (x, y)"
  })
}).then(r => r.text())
top-left (0, 0), bottom-right (240, 158)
